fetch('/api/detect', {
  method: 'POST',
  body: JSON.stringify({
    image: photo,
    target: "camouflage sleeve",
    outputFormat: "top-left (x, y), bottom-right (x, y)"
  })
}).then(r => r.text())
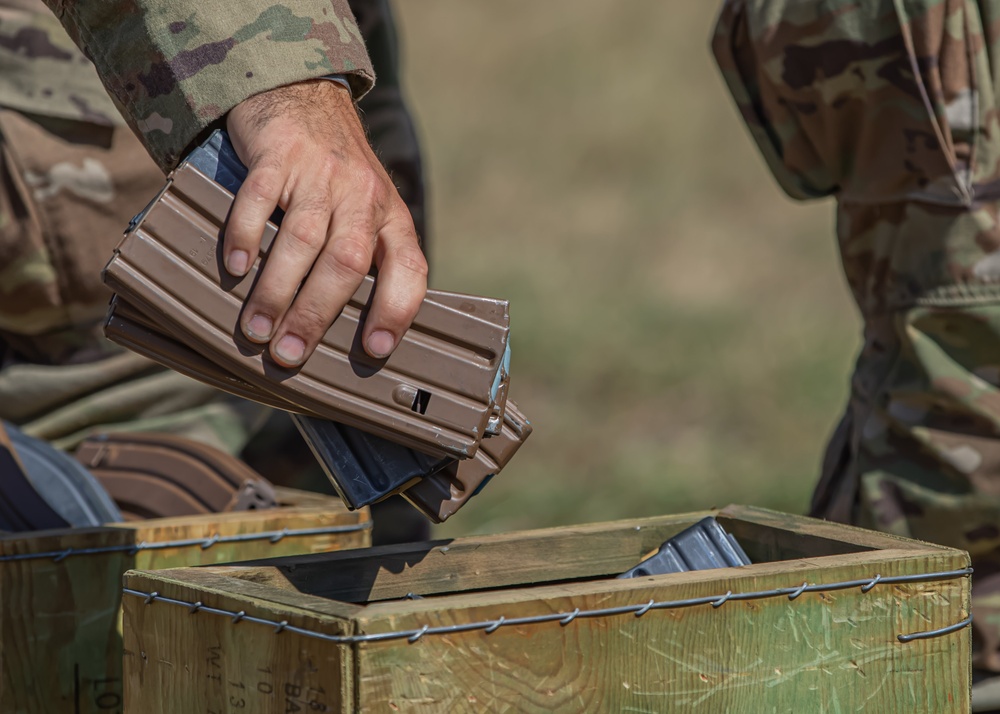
top-left (41, 0), bottom-right (375, 169)
top-left (710, 1), bottom-right (836, 201)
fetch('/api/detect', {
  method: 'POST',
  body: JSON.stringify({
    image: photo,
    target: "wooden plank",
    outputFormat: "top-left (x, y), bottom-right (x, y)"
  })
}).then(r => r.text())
top-left (154, 568), bottom-right (367, 623)
top-left (272, 485), bottom-right (350, 509)
top-left (718, 504), bottom-right (952, 558)
top-left (133, 547), bottom-right (963, 631)
top-left (353, 550), bottom-right (969, 712)
top-left (0, 527), bottom-right (135, 714)
top-left (130, 501), bottom-right (370, 570)
top-left (122, 572), bottom-right (355, 714)
top-left (0, 490), bottom-right (368, 714)
top-left (196, 517), bottom-right (705, 603)
top-left (192, 509), bottom-right (911, 605)
top-left (352, 546), bottom-right (960, 621)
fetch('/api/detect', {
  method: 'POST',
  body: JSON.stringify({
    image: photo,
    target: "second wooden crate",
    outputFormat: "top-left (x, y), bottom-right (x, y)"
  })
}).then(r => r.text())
top-left (2, 487), bottom-right (369, 714)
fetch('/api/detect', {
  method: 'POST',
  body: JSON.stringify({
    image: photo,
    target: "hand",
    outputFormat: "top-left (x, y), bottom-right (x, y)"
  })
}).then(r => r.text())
top-left (224, 79), bottom-right (427, 367)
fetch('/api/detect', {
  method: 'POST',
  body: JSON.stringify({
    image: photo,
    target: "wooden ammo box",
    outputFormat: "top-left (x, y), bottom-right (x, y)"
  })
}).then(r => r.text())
top-left (2, 487), bottom-right (369, 714)
top-left (122, 506), bottom-right (971, 712)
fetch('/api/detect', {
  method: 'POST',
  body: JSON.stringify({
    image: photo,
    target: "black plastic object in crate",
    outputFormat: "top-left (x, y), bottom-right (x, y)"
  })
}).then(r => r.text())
top-left (618, 516), bottom-right (751, 578)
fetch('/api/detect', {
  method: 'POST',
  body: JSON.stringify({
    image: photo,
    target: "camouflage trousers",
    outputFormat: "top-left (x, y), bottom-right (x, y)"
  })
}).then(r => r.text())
top-left (715, 0), bottom-right (1000, 672)
top-left (0, 0), bottom-right (426, 466)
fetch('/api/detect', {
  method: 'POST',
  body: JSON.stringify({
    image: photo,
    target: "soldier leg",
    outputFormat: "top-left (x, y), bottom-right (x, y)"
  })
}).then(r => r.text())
top-left (714, 1), bottom-right (1000, 704)
top-left (809, 203), bottom-right (1000, 709)
top-left (812, 303), bottom-right (1000, 710)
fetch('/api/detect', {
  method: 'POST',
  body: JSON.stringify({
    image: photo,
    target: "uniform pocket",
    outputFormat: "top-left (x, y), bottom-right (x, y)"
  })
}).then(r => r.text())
top-left (0, 110), bottom-right (64, 335)
top-left (0, 109), bottom-right (161, 342)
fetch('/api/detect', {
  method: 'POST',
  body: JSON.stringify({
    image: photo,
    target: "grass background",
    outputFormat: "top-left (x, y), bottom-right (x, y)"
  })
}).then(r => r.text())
top-left (392, 1), bottom-right (860, 537)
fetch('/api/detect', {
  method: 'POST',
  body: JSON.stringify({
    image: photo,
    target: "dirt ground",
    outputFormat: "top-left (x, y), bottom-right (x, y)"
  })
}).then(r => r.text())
top-left (393, 1), bottom-right (860, 536)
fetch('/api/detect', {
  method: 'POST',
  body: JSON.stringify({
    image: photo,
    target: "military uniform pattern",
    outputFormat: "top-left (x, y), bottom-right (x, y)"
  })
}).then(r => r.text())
top-left (0, 109), bottom-right (162, 341)
top-left (6, 0), bottom-right (375, 169)
top-left (0, 0), bottom-right (122, 126)
top-left (0, 0), bottom-right (427, 465)
top-left (715, 0), bottom-right (1000, 672)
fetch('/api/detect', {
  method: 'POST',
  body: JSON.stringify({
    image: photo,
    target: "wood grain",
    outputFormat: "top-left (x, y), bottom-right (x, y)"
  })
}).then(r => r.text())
top-left (122, 509), bottom-right (972, 713)
top-left (0, 489), bottom-right (368, 714)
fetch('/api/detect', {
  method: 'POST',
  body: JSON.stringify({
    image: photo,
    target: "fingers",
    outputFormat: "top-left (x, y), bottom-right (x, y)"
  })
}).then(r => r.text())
top-left (266, 210), bottom-right (375, 367)
top-left (239, 180), bottom-right (337, 350)
top-left (265, 200), bottom-right (426, 367)
top-left (230, 163), bottom-right (426, 367)
top-left (223, 153), bottom-right (285, 277)
top-left (362, 218), bottom-right (428, 359)
top-left (223, 79), bottom-right (426, 368)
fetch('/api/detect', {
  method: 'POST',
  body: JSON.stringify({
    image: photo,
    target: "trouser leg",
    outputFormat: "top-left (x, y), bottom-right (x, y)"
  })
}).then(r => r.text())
top-left (811, 201), bottom-right (1000, 674)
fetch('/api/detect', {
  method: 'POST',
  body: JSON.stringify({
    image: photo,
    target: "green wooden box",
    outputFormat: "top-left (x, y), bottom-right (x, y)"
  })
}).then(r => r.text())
top-left (2, 487), bottom-right (369, 713)
top-left (122, 505), bottom-right (971, 713)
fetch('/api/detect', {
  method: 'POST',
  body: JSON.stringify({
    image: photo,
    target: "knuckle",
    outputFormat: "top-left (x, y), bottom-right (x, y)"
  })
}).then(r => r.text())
top-left (393, 246), bottom-right (429, 279)
top-left (222, 221), bottom-right (252, 246)
top-left (293, 193), bottom-right (332, 217)
top-left (325, 237), bottom-right (372, 278)
top-left (281, 221), bottom-right (326, 254)
top-left (378, 298), bottom-right (418, 329)
top-left (288, 301), bottom-right (331, 336)
top-left (318, 152), bottom-right (341, 180)
top-left (243, 168), bottom-right (282, 201)
top-left (358, 172), bottom-right (389, 206)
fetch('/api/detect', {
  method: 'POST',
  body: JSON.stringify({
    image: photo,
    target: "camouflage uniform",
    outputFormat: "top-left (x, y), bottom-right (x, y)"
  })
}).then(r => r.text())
top-left (0, 0), bottom-right (427, 461)
top-left (714, 0), bottom-right (1000, 678)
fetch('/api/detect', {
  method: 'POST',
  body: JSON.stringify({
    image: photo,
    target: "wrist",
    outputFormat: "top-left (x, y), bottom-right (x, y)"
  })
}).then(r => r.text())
top-left (320, 75), bottom-right (352, 94)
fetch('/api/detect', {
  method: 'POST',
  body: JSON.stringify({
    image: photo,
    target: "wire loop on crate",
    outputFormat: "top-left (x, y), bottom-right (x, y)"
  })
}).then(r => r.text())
top-left (560, 608), bottom-right (581, 625)
top-left (123, 566), bottom-right (973, 646)
top-left (635, 599), bottom-right (656, 617)
top-left (787, 582), bottom-right (809, 600)
top-left (270, 528), bottom-right (289, 544)
top-left (898, 615), bottom-right (973, 643)
top-left (0, 523), bottom-right (370, 564)
top-left (408, 625), bottom-right (430, 643)
top-left (862, 574), bottom-right (882, 593)
top-left (712, 591), bottom-right (732, 608)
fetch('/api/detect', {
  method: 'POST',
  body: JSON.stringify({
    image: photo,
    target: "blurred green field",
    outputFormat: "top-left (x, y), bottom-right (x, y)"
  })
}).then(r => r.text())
top-left (394, 1), bottom-right (859, 536)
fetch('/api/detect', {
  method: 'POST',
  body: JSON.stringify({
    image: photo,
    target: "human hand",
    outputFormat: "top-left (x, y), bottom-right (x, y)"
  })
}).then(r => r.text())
top-left (224, 79), bottom-right (427, 367)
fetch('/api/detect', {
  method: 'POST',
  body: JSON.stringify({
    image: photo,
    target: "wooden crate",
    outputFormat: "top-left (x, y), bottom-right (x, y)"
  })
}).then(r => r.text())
top-left (2, 487), bottom-right (369, 714)
top-left (122, 505), bottom-right (971, 713)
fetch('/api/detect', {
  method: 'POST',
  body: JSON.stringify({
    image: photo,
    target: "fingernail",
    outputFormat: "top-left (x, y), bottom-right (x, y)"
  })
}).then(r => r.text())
top-left (245, 314), bottom-right (273, 341)
top-left (227, 249), bottom-right (249, 276)
top-left (275, 335), bottom-right (305, 365)
top-left (367, 330), bottom-right (395, 358)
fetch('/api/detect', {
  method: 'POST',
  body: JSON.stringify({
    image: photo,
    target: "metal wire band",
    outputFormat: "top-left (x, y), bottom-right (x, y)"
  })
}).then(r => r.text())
top-left (0, 522), bottom-right (371, 563)
top-left (123, 566), bottom-right (973, 646)
top-left (898, 615), bottom-right (974, 643)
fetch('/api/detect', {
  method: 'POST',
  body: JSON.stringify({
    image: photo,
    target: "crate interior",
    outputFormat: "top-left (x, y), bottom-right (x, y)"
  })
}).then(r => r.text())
top-left (214, 509), bottom-right (879, 606)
